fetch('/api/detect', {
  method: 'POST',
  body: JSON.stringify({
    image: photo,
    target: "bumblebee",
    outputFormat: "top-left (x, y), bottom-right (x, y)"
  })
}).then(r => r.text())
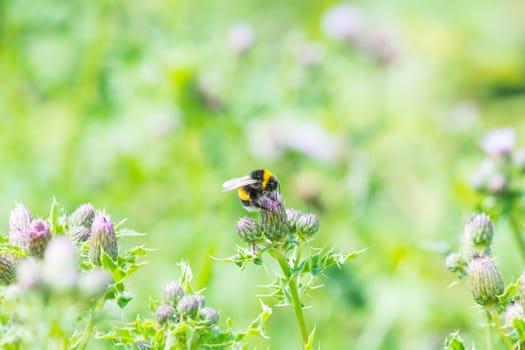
top-left (222, 169), bottom-right (279, 211)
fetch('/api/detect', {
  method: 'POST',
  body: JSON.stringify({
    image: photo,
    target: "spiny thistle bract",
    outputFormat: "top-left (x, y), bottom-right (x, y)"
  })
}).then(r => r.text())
top-left (236, 216), bottom-right (262, 243)
top-left (90, 212), bottom-right (118, 265)
top-left (8, 203), bottom-right (32, 248)
top-left (464, 213), bottom-right (493, 249)
top-left (467, 255), bottom-right (504, 308)
top-left (259, 192), bottom-right (289, 242)
top-left (0, 254), bottom-right (16, 285)
top-left (162, 281), bottom-right (185, 307)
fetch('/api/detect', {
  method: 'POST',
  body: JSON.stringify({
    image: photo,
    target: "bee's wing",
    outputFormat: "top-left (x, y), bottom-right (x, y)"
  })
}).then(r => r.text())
top-left (222, 176), bottom-right (259, 192)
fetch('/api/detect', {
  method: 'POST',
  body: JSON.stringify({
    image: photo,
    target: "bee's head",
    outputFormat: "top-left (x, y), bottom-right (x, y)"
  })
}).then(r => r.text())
top-left (266, 176), bottom-right (279, 192)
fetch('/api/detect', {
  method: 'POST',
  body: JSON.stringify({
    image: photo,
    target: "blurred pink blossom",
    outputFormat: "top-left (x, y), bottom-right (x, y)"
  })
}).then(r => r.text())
top-left (228, 22), bottom-right (254, 54)
top-left (321, 4), bottom-right (362, 42)
top-left (481, 127), bottom-right (515, 156)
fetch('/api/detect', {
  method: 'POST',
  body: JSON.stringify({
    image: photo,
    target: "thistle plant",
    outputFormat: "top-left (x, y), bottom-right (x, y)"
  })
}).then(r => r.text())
top-left (0, 199), bottom-right (149, 349)
top-left (444, 213), bottom-right (525, 349)
top-left (99, 261), bottom-right (271, 349)
top-left (221, 191), bottom-right (365, 348)
top-left (469, 127), bottom-right (525, 262)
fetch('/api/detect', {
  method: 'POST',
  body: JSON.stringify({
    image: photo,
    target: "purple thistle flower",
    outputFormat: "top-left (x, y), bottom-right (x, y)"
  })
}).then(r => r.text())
top-left (200, 307), bottom-right (219, 325)
top-left (28, 219), bottom-right (52, 258)
top-left (156, 304), bottom-right (176, 324)
top-left (9, 203), bottom-right (32, 248)
top-left (236, 217), bottom-right (263, 243)
top-left (90, 213), bottom-right (118, 265)
top-left (163, 281), bottom-right (185, 306)
top-left (259, 192), bottom-right (289, 242)
top-left (297, 213), bottom-right (320, 236)
top-left (68, 203), bottom-right (95, 229)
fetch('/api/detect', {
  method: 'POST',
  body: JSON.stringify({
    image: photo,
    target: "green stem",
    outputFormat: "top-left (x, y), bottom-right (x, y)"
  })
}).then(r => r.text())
top-left (489, 309), bottom-right (514, 350)
top-left (78, 299), bottom-right (104, 350)
top-left (508, 210), bottom-right (525, 263)
top-left (271, 248), bottom-right (309, 346)
top-left (485, 310), bottom-right (493, 350)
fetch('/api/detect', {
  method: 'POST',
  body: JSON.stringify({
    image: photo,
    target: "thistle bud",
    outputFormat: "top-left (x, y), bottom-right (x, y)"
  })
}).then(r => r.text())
top-left (467, 255), bottom-right (504, 307)
top-left (16, 257), bottom-right (42, 289)
top-left (78, 269), bottom-right (113, 299)
top-left (28, 219), bottom-right (52, 258)
top-left (68, 204), bottom-right (95, 229)
top-left (68, 226), bottom-right (91, 242)
top-left (235, 217), bottom-right (262, 243)
top-left (177, 294), bottom-right (202, 318)
top-left (90, 213), bottom-right (118, 266)
top-left (163, 281), bottom-right (185, 306)
top-left (259, 192), bottom-right (289, 242)
top-left (9, 203), bottom-right (32, 248)
top-left (297, 213), bottom-right (320, 236)
top-left (0, 255), bottom-right (16, 285)
top-left (445, 252), bottom-right (467, 274)
top-left (156, 304), bottom-right (175, 324)
top-left (286, 209), bottom-right (301, 232)
top-left (505, 301), bottom-right (524, 328)
top-left (43, 237), bottom-right (78, 291)
top-left (463, 213), bottom-right (493, 249)
top-left (200, 306), bottom-right (219, 325)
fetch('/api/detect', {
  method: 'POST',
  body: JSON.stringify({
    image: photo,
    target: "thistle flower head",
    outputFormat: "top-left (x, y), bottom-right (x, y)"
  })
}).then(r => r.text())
top-left (463, 213), bottom-right (494, 249)
top-left (156, 304), bottom-right (175, 324)
top-left (177, 294), bottom-right (203, 318)
top-left (235, 217), bottom-right (262, 243)
top-left (0, 254), bottom-right (16, 285)
top-left (90, 213), bottom-right (118, 265)
top-left (163, 281), bottom-right (185, 306)
top-left (200, 306), bottom-right (219, 325)
top-left (297, 213), bottom-right (320, 237)
top-left (43, 237), bottom-right (78, 292)
top-left (9, 203), bottom-right (32, 248)
top-left (68, 226), bottom-right (91, 242)
top-left (68, 203), bottom-right (95, 229)
top-left (445, 252), bottom-right (467, 274)
top-left (259, 192), bottom-right (289, 242)
top-left (481, 127), bottom-right (515, 156)
top-left (285, 208), bottom-right (301, 232)
top-left (28, 219), bottom-right (52, 258)
top-left (505, 301), bottom-right (524, 328)
top-left (467, 255), bottom-right (504, 307)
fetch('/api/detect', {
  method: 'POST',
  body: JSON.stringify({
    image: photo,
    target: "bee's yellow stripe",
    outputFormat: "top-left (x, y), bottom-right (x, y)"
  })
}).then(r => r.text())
top-left (261, 170), bottom-right (272, 190)
top-left (238, 187), bottom-right (250, 201)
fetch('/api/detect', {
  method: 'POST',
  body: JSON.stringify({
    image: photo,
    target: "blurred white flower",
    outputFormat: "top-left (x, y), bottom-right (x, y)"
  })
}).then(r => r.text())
top-left (295, 41), bottom-right (323, 66)
top-left (248, 118), bottom-right (344, 164)
top-left (321, 4), bottom-right (362, 42)
top-left (43, 237), bottom-right (78, 292)
top-left (16, 258), bottom-right (42, 289)
top-left (481, 127), bottom-right (515, 156)
top-left (228, 22), bottom-right (254, 54)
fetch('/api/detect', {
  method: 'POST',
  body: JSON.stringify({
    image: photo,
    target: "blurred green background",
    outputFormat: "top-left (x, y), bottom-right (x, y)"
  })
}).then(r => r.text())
top-left (2, 0), bottom-right (525, 348)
